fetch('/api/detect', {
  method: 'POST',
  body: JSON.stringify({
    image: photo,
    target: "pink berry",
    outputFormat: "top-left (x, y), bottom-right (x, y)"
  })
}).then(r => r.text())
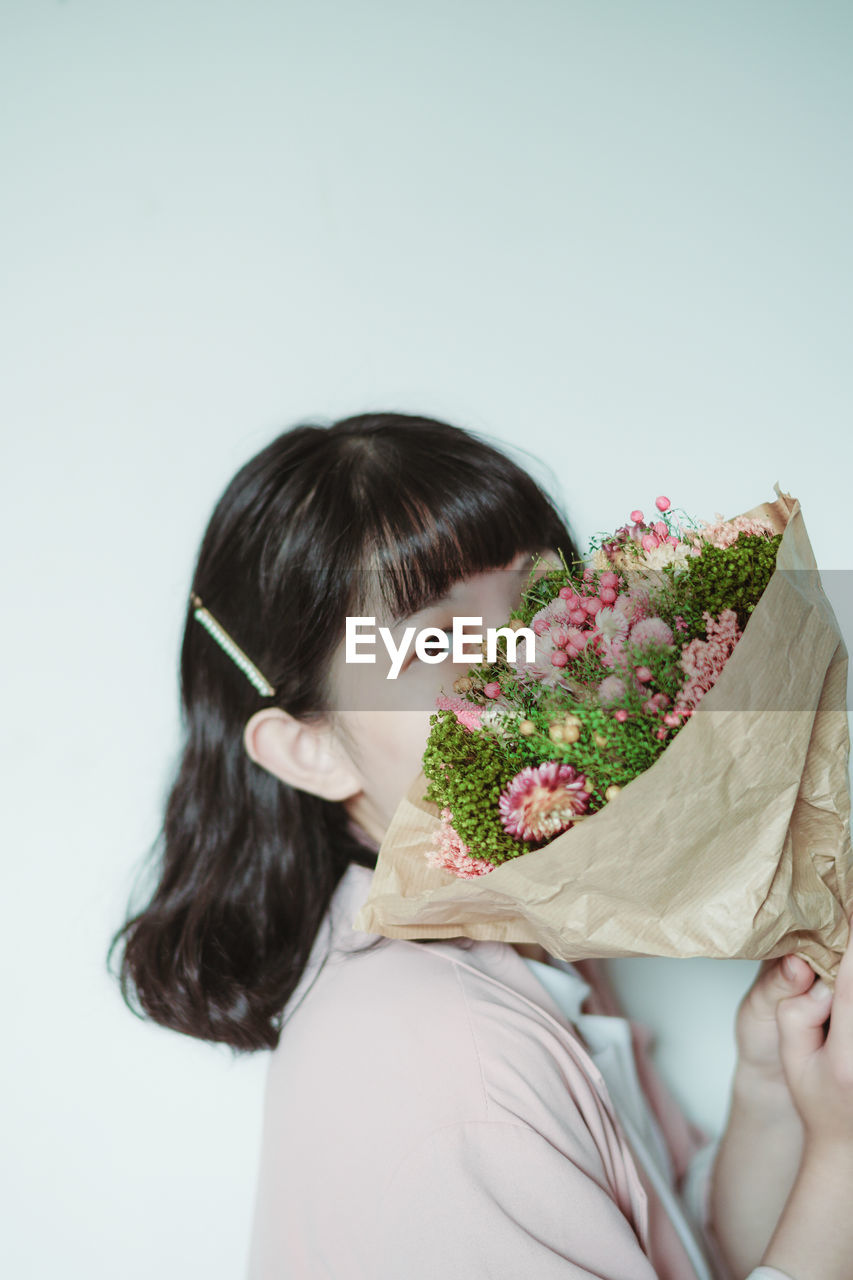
top-left (564, 644), bottom-right (578, 660)
top-left (599, 586), bottom-right (617, 605)
top-left (584, 597), bottom-right (602, 616)
top-left (635, 666), bottom-right (652, 682)
top-left (558, 586), bottom-right (573, 600)
top-left (599, 571), bottom-right (619, 589)
top-left (653, 521), bottom-right (668, 539)
top-left (663, 712), bottom-right (680, 727)
top-left (652, 692), bottom-right (670, 708)
top-left (655, 496), bottom-right (671, 512)
top-left (551, 651), bottom-right (569, 668)
top-left (569, 609), bottom-right (587, 625)
top-left (665, 535), bottom-right (679, 546)
top-left (533, 618), bottom-right (549, 636)
top-left (642, 698), bottom-right (658, 715)
top-left (630, 509), bottom-right (644, 524)
top-left (641, 533), bottom-right (660, 552)
top-left (483, 682), bottom-right (501, 698)
top-left (614, 708), bottom-right (629, 722)
top-left (552, 628), bottom-right (569, 647)
top-left (582, 568), bottom-right (595, 583)
top-left (656, 726), bottom-right (668, 740)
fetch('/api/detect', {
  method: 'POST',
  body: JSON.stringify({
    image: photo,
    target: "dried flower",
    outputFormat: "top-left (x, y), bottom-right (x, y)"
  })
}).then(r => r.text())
top-left (435, 693), bottom-right (483, 733)
top-left (498, 761), bottom-right (590, 842)
top-left (688, 514), bottom-right (776, 550)
top-left (674, 610), bottom-right (742, 716)
top-left (598, 675), bottom-right (627, 706)
top-left (641, 540), bottom-right (696, 573)
top-left (629, 617), bottom-right (675, 648)
top-left (426, 807), bottom-right (495, 878)
top-left (594, 606), bottom-right (630, 646)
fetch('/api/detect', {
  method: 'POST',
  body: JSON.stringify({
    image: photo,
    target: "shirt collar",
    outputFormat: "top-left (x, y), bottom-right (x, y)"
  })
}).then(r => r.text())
top-left (522, 954), bottom-right (594, 1022)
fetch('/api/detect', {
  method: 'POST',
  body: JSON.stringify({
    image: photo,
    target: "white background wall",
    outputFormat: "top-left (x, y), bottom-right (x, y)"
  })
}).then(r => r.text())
top-left (2, 1), bottom-right (851, 1275)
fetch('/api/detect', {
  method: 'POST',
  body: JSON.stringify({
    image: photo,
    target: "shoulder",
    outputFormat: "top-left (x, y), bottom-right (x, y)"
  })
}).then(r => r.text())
top-left (268, 919), bottom-right (600, 1152)
top-left (268, 932), bottom-right (491, 1127)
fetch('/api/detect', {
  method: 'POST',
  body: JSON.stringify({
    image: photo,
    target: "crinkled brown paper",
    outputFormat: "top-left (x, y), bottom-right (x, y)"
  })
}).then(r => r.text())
top-left (353, 486), bottom-right (853, 985)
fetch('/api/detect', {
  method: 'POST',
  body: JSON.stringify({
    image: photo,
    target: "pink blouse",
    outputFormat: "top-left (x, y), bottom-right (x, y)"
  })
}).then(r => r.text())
top-left (247, 861), bottom-right (794, 1280)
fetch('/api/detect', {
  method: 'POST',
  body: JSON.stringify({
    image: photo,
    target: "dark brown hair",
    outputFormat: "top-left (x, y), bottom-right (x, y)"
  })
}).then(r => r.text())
top-left (106, 411), bottom-right (581, 1053)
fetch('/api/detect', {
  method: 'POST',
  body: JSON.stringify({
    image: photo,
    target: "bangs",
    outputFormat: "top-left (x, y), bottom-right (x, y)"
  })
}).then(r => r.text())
top-left (341, 445), bottom-right (579, 625)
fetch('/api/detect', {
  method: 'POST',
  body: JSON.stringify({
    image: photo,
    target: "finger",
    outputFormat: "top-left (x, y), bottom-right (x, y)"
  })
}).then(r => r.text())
top-left (777, 980), bottom-right (834, 1074)
top-left (750, 955), bottom-right (815, 1012)
top-left (837, 914), bottom-right (853, 982)
top-left (826, 915), bottom-right (853, 1058)
top-left (779, 954), bottom-right (815, 988)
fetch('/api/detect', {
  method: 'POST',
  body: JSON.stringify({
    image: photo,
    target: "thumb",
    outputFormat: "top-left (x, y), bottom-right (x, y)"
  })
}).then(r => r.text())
top-left (777, 978), bottom-right (834, 1072)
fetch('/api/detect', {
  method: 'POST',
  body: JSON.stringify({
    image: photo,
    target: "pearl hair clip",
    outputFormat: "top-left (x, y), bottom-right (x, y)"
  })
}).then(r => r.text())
top-left (190, 592), bottom-right (276, 697)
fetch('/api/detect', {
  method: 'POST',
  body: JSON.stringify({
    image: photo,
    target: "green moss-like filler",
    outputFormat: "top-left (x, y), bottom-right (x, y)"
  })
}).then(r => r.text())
top-left (653, 532), bottom-right (781, 641)
top-left (422, 708), bottom-right (533, 865)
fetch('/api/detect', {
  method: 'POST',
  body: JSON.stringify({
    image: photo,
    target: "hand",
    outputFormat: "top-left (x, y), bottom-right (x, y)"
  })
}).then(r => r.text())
top-left (734, 951), bottom-right (818, 1109)
top-left (776, 919), bottom-right (853, 1157)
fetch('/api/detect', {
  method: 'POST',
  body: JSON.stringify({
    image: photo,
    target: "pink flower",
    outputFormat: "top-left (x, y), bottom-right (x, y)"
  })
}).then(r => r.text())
top-left (499, 761), bottom-right (591, 843)
top-left (540, 597), bottom-right (573, 623)
top-left (598, 634), bottom-right (628, 670)
top-left (674, 610), bottom-right (742, 716)
top-left (598, 675), bottom-right (627, 706)
top-left (614, 588), bottom-right (650, 625)
top-left (426, 808), bottom-right (495, 878)
top-left (483, 682), bottom-right (501, 699)
top-left (435, 693), bottom-right (483, 733)
top-left (687, 514), bottom-right (776, 550)
top-left (516, 597), bottom-right (586, 687)
top-left (629, 617), bottom-right (674, 648)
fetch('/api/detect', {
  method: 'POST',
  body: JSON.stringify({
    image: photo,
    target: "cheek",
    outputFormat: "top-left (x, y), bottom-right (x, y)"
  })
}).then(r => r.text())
top-left (365, 709), bottom-right (435, 774)
top-left (342, 708), bottom-right (436, 803)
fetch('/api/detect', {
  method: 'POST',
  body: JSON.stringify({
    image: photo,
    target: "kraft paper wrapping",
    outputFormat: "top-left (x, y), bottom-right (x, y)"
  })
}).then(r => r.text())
top-left (352, 487), bottom-right (853, 986)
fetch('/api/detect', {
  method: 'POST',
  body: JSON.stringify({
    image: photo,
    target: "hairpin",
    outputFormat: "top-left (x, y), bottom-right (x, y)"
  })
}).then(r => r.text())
top-left (190, 592), bottom-right (276, 697)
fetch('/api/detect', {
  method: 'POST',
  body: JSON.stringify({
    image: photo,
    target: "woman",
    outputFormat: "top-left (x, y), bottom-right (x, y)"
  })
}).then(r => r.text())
top-left (109, 411), bottom-right (853, 1279)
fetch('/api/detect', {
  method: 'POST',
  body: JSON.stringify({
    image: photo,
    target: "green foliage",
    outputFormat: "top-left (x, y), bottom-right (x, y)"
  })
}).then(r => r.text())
top-left (423, 709), bottom-right (531, 865)
top-left (653, 532), bottom-right (781, 641)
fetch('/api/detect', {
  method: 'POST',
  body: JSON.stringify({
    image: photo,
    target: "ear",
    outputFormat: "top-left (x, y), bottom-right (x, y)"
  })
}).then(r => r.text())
top-left (243, 707), bottom-right (363, 803)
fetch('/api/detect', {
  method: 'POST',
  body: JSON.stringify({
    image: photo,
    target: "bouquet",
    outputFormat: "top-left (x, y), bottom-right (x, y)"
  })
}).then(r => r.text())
top-left (353, 486), bottom-right (853, 985)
